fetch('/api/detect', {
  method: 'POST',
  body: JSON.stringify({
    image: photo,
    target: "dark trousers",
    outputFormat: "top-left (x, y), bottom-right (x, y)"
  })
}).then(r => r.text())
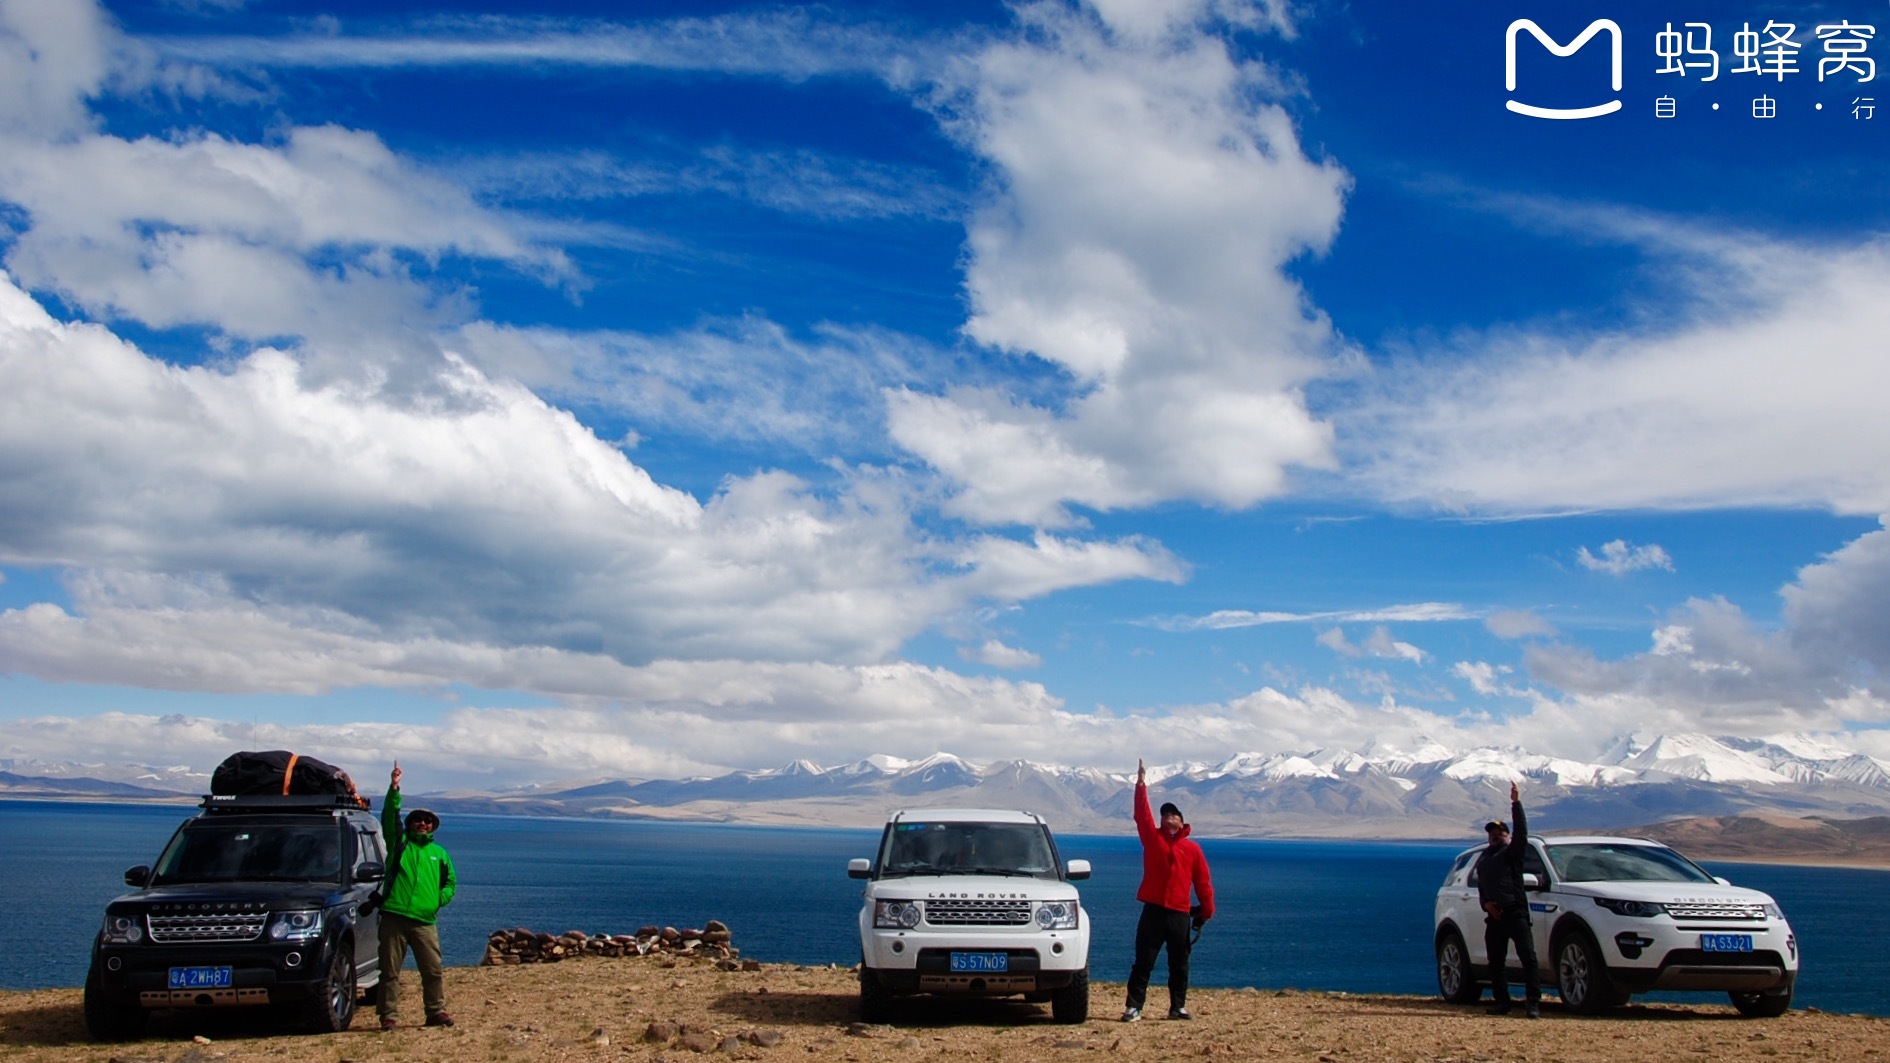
top-left (1125, 902), bottom-right (1193, 1010)
top-left (378, 911), bottom-right (447, 1020)
top-left (1484, 907), bottom-right (1541, 1004)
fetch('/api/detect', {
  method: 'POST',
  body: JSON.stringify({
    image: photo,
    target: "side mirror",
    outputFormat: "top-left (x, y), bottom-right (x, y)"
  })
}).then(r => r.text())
top-left (354, 861), bottom-right (386, 883)
top-left (1066, 859), bottom-right (1091, 881)
top-left (847, 858), bottom-right (872, 880)
top-left (124, 865), bottom-right (151, 888)
top-left (1521, 872), bottom-right (1541, 890)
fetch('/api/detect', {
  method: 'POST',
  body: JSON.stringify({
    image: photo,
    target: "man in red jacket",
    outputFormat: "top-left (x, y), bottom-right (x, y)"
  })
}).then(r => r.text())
top-left (1122, 758), bottom-right (1215, 1022)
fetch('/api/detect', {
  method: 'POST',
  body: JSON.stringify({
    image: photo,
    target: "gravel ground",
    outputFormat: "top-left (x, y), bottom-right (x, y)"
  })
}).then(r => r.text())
top-left (5, 958), bottom-right (1887, 1063)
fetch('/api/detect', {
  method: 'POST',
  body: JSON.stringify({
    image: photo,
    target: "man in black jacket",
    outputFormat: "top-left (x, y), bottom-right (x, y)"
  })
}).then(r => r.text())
top-left (1475, 781), bottom-right (1541, 1018)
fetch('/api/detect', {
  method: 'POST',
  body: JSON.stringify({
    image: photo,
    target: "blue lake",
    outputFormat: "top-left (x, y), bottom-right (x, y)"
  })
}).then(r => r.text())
top-left (5, 801), bottom-right (1885, 1015)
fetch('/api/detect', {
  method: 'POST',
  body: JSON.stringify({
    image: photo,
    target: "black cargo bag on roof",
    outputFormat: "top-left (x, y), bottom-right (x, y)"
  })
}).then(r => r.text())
top-left (211, 750), bottom-right (368, 807)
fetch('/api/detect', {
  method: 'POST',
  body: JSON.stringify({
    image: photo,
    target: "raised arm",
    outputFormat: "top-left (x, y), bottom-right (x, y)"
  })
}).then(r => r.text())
top-left (1133, 759), bottom-right (1158, 842)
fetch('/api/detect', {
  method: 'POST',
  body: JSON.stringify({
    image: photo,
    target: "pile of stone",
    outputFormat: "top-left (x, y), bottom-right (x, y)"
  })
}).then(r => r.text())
top-left (482, 920), bottom-right (742, 966)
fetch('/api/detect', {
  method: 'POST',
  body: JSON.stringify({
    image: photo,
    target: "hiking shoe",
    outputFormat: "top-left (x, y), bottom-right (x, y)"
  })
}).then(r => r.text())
top-left (425, 1012), bottom-right (455, 1028)
top-left (1525, 1003), bottom-right (1541, 1019)
top-left (379, 1017), bottom-right (398, 1031)
top-left (1486, 1004), bottom-right (1512, 1016)
top-left (1168, 1007), bottom-right (1193, 1021)
top-left (1119, 1007), bottom-right (1142, 1023)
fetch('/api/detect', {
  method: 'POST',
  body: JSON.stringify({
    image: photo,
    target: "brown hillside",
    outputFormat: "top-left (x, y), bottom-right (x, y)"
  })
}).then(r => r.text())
top-left (1621, 814), bottom-right (1890, 868)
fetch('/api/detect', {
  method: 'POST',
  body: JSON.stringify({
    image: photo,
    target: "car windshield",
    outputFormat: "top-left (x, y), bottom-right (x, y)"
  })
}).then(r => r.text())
top-left (1546, 842), bottom-right (1717, 884)
top-left (878, 821), bottom-right (1058, 878)
top-left (154, 821), bottom-right (343, 884)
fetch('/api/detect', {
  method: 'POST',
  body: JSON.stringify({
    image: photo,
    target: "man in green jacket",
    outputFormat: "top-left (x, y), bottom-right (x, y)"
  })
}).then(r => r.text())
top-left (377, 762), bottom-right (458, 1030)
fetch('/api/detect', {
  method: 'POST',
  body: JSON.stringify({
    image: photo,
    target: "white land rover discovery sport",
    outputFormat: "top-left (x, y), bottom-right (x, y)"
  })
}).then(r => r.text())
top-left (1434, 834), bottom-right (1798, 1016)
top-left (849, 808), bottom-right (1091, 1024)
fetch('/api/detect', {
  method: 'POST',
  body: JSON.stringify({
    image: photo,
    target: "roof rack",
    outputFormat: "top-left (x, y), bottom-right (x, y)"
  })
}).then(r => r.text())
top-left (199, 793), bottom-right (373, 814)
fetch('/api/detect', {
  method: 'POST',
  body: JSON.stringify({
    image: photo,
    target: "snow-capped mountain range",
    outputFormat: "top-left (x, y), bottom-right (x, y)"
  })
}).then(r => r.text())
top-left (7, 733), bottom-right (1888, 839)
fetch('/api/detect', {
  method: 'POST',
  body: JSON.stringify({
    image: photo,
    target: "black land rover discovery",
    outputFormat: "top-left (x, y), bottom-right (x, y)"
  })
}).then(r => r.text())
top-left (84, 793), bottom-right (387, 1039)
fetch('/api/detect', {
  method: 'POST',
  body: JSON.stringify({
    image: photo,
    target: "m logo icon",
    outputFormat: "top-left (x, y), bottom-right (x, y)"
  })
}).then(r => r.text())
top-left (1506, 19), bottom-right (1624, 119)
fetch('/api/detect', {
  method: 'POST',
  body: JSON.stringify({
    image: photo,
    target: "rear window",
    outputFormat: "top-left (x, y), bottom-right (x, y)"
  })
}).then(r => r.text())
top-left (155, 821), bottom-right (343, 884)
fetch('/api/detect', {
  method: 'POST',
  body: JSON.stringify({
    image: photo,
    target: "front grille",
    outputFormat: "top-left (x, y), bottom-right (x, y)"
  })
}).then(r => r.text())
top-left (1665, 903), bottom-right (1767, 920)
top-left (925, 899), bottom-right (1032, 926)
top-left (147, 912), bottom-right (267, 942)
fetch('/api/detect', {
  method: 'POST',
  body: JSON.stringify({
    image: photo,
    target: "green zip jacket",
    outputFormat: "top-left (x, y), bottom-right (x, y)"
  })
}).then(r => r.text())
top-left (381, 787), bottom-right (457, 924)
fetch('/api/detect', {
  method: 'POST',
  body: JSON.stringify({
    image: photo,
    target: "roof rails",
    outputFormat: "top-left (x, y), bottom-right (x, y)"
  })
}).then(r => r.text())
top-left (199, 793), bottom-right (373, 814)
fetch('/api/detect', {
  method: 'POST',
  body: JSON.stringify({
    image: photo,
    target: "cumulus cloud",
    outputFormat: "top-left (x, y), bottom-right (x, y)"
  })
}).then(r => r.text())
top-left (0, 275), bottom-right (1179, 686)
top-left (1517, 519), bottom-right (1890, 732)
top-left (1577, 539), bottom-right (1674, 576)
top-left (887, 0), bottom-right (1351, 526)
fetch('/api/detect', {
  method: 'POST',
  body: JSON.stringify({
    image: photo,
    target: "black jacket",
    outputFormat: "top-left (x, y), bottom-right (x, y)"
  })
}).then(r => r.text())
top-left (1475, 799), bottom-right (1529, 914)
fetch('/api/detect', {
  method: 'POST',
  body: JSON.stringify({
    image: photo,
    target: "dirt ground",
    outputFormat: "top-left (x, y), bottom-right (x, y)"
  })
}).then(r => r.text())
top-left (4, 958), bottom-right (1886, 1063)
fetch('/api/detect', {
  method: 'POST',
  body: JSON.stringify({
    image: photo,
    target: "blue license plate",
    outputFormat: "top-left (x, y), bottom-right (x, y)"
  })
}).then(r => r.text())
top-left (169, 966), bottom-right (233, 990)
top-left (950, 951), bottom-right (1009, 973)
top-left (1700, 934), bottom-right (1753, 953)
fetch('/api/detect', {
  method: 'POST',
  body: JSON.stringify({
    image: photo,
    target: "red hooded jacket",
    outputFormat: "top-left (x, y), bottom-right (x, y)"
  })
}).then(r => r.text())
top-left (1134, 781), bottom-right (1215, 919)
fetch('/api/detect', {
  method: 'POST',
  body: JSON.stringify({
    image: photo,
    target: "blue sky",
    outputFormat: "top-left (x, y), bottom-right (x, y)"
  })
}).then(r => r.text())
top-left (0, 0), bottom-right (1886, 789)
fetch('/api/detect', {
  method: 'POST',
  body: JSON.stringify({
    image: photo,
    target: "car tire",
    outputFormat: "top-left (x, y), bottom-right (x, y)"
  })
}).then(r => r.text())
top-left (303, 945), bottom-right (358, 1034)
top-left (83, 962), bottom-right (146, 1042)
top-left (1050, 969), bottom-right (1089, 1024)
top-left (858, 966), bottom-right (894, 1023)
top-left (1554, 931), bottom-right (1617, 1015)
top-left (1729, 987), bottom-right (1791, 1018)
top-left (1435, 929), bottom-right (1480, 1004)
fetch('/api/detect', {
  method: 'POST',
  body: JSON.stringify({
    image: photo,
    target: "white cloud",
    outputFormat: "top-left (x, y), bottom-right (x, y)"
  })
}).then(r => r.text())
top-left (1317, 625), bottom-right (1425, 663)
top-left (1517, 520), bottom-right (1890, 732)
top-left (1148, 601), bottom-right (1471, 632)
top-left (961, 639), bottom-right (1043, 670)
top-left (888, 0), bottom-right (1350, 526)
top-left (0, 126), bottom-right (569, 355)
top-left (1577, 539), bottom-right (1674, 576)
top-left (454, 145), bottom-right (963, 224)
top-left (1452, 661), bottom-right (1511, 696)
top-left (150, 9), bottom-right (942, 87)
top-left (0, 275), bottom-right (1179, 687)
top-left (1348, 224), bottom-right (1890, 516)
top-left (0, 0), bottom-right (115, 137)
top-left (452, 318), bottom-right (961, 456)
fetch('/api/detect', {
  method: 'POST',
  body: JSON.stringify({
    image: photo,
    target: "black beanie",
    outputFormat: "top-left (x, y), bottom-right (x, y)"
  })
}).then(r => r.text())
top-left (1159, 801), bottom-right (1183, 821)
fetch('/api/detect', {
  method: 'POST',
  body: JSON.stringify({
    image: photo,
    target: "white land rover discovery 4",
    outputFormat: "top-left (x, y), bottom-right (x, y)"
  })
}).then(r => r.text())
top-left (849, 808), bottom-right (1091, 1023)
top-left (1434, 834), bottom-right (1798, 1016)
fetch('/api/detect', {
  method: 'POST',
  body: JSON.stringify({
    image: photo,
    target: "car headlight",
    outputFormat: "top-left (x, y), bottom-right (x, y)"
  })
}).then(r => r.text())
top-left (1035, 901), bottom-right (1079, 930)
top-left (1594, 898), bottom-right (1662, 918)
top-left (268, 909), bottom-right (324, 941)
top-left (99, 914), bottom-right (144, 944)
top-left (1764, 903), bottom-right (1785, 920)
top-left (874, 900), bottom-right (922, 929)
